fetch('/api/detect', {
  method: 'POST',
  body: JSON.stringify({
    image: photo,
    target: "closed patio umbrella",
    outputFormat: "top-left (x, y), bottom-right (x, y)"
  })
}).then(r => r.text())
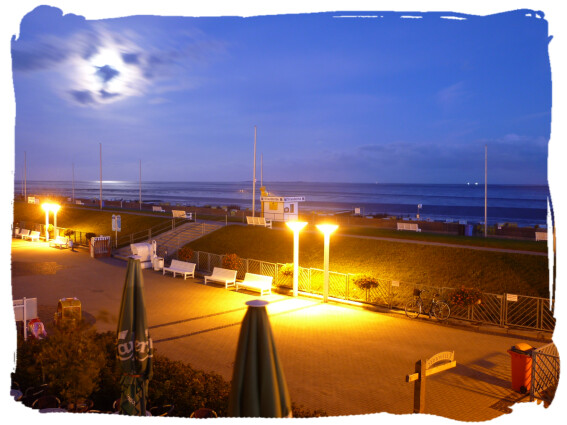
top-left (228, 300), bottom-right (292, 417)
top-left (116, 258), bottom-right (153, 415)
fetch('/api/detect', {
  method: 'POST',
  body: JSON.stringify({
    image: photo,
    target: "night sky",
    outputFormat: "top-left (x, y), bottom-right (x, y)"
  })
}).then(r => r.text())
top-left (7, 3), bottom-right (554, 185)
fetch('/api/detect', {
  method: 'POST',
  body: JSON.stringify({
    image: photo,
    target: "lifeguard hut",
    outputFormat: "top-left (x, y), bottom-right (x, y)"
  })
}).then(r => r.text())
top-left (260, 187), bottom-right (305, 222)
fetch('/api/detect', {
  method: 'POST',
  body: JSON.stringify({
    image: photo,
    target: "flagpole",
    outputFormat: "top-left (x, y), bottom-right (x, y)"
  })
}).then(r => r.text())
top-left (99, 143), bottom-right (103, 210)
top-left (24, 151), bottom-right (27, 200)
top-left (484, 144), bottom-right (487, 238)
top-left (252, 126), bottom-right (257, 217)
top-left (139, 159), bottom-right (142, 210)
top-left (72, 162), bottom-right (75, 203)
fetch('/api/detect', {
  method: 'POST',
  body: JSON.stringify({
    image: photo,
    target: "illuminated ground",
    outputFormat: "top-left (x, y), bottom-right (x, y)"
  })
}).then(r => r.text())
top-left (9, 239), bottom-right (550, 419)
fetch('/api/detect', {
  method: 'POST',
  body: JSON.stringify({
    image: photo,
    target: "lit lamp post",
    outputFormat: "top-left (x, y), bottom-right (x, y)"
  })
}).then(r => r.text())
top-left (41, 203), bottom-right (60, 242)
top-left (316, 224), bottom-right (338, 303)
top-left (286, 221), bottom-right (307, 297)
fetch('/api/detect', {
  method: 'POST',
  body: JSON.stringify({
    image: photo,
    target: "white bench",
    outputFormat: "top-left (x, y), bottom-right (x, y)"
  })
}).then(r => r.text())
top-left (246, 216), bottom-right (272, 229)
top-left (153, 206), bottom-right (166, 213)
top-left (397, 222), bottom-right (421, 232)
top-left (236, 273), bottom-right (273, 296)
top-left (23, 230), bottom-right (41, 241)
top-left (535, 231), bottom-right (548, 241)
top-left (204, 267), bottom-right (237, 289)
top-left (49, 236), bottom-right (69, 249)
top-left (163, 259), bottom-right (196, 279)
top-left (16, 228), bottom-right (29, 239)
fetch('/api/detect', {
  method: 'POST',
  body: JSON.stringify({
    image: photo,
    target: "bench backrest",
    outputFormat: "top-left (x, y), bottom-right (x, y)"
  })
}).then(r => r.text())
top-left (211, 267), bottom-right (237, 279)
top-left (170, 259), bottom-right (196, 271)
top-left (20, 229), bottom-right (30, 236)
top-left (30, 231), bottom-right (40, 237)
top-left (243, 273), bottom-right (273, 284)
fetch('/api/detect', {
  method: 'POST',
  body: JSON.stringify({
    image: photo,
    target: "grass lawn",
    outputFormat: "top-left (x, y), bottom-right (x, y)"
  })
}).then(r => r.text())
top-left (12, 202), bottom-right (170, 237)
top-left (187, 225), bottom-right (549, 297)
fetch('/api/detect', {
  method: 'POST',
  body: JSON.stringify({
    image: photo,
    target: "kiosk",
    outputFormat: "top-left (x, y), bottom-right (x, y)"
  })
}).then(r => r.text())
top-left (261, 195), bottom-right (305, 222)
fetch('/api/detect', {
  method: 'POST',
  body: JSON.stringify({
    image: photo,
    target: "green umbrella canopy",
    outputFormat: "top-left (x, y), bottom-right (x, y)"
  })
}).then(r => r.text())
top-left (228, 300), bottom-right (292, 417)
top-left (117, 258), bottom-right (154, 415)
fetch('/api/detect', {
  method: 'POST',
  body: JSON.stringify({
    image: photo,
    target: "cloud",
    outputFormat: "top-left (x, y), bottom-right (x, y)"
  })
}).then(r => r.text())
top-left (436, 81), bottom-right (469, 108)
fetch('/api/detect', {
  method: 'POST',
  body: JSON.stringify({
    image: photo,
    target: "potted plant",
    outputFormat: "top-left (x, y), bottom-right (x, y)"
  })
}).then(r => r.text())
top-left (352, 274), bottom-right (380, 290)
top-left (277, 263), bottom-right (294, 287)
top-left (448, 286), bottom-right (483, 307)
top-left (222, 253), bottom-right (242, 271)
top-left (178, 246), bottom-right (194, 262)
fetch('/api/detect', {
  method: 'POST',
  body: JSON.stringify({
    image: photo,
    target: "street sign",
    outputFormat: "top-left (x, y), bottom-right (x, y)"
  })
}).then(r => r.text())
top-left (406, 351), bottom-right (456, 413)
top-left (112, 215), bottom-right (122, 232)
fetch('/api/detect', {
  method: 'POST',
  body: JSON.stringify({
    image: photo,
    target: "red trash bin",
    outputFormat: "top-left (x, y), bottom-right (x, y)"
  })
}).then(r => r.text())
top-left (507, 343), bottom-right (533, 393)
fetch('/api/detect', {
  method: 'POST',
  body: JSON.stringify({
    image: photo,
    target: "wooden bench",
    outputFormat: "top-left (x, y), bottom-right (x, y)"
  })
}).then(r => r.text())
top-left (236, 273), bottom-right (273, 296)
top-left (246, 216), bottom-right (272, 229)
top-left (49, 236), bottom-right (69, 249)
top-left (397, 222), bottom-right (421, 232)
top-left (535, 231), bottom-right (548, 241)
top-left (204, 267), bottom-right (237, 289)
top-left (163, 259), bottom-right (196, 279)
top-left (23, 230), bottom-right (41, 241)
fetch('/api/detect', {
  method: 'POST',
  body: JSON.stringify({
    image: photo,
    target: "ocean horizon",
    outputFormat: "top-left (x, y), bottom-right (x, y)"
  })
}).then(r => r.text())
top-left (13, 180), bottom-right (550, 227)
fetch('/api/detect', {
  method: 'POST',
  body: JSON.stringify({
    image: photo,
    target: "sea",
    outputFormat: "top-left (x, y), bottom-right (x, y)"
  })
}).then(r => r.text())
top-left (13, 180), bottom-right (551, 227)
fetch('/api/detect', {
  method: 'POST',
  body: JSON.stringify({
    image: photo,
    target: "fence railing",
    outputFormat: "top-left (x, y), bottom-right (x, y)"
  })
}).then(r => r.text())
top-left (530, 343), bottom-right (559, 406)
top-left (189, 250), bottom-right (555, 333)
top-left (14, 218), bottom-right (190, 249)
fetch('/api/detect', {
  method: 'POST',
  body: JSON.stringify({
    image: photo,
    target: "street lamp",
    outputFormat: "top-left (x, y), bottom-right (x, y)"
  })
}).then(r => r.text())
top-left (286, 221), bottom-right (307, 297)
top-left (316, 224), bottom-right (338, 303)
top-left (41, 203), bottom-right (61, 241)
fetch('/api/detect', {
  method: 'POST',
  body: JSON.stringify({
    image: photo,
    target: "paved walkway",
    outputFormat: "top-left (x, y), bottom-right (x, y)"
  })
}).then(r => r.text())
top-left (10, 239), bottom-right (555, 420)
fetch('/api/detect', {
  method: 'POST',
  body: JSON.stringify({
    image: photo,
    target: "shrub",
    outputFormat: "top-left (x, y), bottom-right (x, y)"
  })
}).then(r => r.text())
top-left (448, 286), bottom-right (483, 307)
top-left (37, 322), bottom-right (106, 409)
top-left (222, 253), bottom-right (242, 270)
top-left (85, 232), bottom-right (96, 242)
top-left (63, 229), bottom-right (75, 238)
top-left (352, 274), bottom-right (380, 290)
top-left (279, 263), bottom-right (294, 277)
top-left (178, 246), bottom-right (194, 262)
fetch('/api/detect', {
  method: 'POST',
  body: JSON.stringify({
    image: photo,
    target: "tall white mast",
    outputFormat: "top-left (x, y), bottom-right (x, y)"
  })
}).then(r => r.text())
top-left (484, 144), bottom-right (488, 238)
top-left (139, 159), bottom-right (142, 210)
top-left (261, 153), bottom-right (263, 187)
top-left (72, 162), bottom-right (75, 203)
top-left (24, 151), bottom-right (27, 200)
top-left (99, 143), bottom-right (103, 210)
top-left (252, 126), bottom-right (257, 217)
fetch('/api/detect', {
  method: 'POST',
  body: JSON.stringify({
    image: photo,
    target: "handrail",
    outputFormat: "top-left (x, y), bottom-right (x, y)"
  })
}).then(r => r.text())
top-left (116, 217), bottom-right (190, 248)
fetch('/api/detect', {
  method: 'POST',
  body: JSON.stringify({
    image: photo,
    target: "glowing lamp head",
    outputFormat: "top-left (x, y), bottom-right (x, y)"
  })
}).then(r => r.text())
top-left (41, 203), bottom-right (61, 213)
top-left (286, 221), bottom-right (308, 232)
top-left (316, 224), bottom-right (339, 236)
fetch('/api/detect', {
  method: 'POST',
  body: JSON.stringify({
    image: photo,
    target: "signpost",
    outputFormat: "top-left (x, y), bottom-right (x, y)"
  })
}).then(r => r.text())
top-left (112, 215), bottom-right (121, 248)
top-left (406, 351), bottom-right (456, 413)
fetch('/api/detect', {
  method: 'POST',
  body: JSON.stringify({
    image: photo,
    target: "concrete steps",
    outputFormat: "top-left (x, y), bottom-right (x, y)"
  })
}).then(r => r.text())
top-left (113, 221), bottom-right (222, 260)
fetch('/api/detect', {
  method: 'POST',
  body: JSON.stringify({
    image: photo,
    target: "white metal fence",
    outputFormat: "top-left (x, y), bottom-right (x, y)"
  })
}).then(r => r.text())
top-left (188, 250), bottom-right (555, 332)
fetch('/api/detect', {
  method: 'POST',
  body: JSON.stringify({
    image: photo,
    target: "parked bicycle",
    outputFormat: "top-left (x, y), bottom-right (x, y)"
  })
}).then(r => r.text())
top-left (405, 288), bottom-right (450, 321)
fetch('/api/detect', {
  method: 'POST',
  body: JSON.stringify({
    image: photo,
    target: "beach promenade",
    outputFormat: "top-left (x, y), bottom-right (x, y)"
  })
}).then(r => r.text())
top-left (10, 239), bottom-right (553, 420)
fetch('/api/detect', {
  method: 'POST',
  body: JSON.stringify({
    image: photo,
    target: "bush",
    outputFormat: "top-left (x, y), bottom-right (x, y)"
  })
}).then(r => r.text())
top-left (85, 232), bottom-right (96, 242)
top-left (37, 322), bottom-right (106, 409)
top-left (448, 286), bottom-right (483, 307)
top-left (178, 246), bottom-right (194, 262)
top-left (279, 263), bottom-right (294, 277)
top-left (352, 274), bottom-right (380, 290)
top-left (63, 229), bottom-right (75, 238)
top-left (222, 253), bottom-right (242, 270)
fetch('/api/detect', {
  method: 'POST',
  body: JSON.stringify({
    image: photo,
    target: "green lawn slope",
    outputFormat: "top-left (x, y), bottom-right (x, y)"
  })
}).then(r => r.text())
top-left (187, 225), bottom-right (549, 297)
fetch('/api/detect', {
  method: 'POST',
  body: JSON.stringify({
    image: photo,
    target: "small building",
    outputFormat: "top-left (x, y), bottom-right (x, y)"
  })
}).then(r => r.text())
top-left (261, 195), bottom-right (305, 222)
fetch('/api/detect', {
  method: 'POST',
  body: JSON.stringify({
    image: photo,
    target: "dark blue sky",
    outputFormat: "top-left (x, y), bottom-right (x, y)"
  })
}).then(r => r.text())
top-left (9, 5), bottom-right (552, 184)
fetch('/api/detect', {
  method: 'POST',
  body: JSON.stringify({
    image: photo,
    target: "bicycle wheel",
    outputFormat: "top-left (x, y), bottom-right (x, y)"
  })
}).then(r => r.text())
top-left (405, 299), bottom-right (421, 319)
top-left (432, 301), bottom-right (450, 321)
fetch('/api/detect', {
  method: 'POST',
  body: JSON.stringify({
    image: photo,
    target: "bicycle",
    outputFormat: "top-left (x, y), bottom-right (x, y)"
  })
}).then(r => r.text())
top-left (405, 288), bottom-right (450, 321)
